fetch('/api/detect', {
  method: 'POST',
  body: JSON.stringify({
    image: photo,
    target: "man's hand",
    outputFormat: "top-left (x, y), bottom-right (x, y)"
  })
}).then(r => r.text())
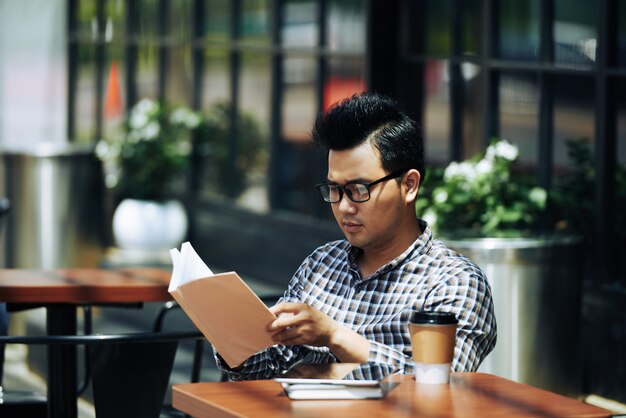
top-left (267, 302), bottom-right (338, 347)
top-left (267, 302), bottom-right (370, 363)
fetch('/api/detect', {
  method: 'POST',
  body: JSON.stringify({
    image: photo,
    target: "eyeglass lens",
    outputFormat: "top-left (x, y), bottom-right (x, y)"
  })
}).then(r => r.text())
top-left (324, 183), bottom-right (370, 203)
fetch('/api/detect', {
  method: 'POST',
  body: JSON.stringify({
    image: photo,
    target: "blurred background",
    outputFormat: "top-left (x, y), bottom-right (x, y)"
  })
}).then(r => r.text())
top-left (0, 0), bottom-right (624, 410)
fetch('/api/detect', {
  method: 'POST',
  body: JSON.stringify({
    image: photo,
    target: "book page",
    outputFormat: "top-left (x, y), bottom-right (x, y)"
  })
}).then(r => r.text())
top-left (168, 248), bottom-right (181, 292)
top-left (169, 242), bottom-right (214, 292)
top-left (275, 378), bottom-right (379, 386)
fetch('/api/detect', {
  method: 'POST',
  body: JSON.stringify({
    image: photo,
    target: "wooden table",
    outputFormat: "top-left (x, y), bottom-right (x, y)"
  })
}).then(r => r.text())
top-left (172, 373), bottom-right (611, 418)
top-left (0, 268), bottom-right (173, 418)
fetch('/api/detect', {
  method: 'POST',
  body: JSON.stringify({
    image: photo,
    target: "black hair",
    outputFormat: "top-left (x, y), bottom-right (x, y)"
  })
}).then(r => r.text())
top-left (312, 92), bottom-right (424, 180)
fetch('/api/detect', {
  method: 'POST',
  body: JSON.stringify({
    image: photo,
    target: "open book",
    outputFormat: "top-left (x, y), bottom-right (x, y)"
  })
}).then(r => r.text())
top-left (169, 242), bottom-right (277, 367)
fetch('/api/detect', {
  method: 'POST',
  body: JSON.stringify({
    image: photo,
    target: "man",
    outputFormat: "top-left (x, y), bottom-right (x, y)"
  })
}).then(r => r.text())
top-left (216, 92), bottom-right (496, 380)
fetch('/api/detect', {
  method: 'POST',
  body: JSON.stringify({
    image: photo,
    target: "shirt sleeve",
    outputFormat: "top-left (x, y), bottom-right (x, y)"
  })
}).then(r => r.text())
top-left (214, 344), bottom-right (337, 381)
top-left (367, 340), bottom-right (415, 374)
top-left (215, 256), bottom-right (339, 380)
top-left (423, 259), bottom-right (497, 372)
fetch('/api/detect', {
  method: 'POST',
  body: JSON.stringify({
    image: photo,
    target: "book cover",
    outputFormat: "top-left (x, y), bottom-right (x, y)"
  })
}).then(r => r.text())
top-left (169, 242), bottom-right (277, 367)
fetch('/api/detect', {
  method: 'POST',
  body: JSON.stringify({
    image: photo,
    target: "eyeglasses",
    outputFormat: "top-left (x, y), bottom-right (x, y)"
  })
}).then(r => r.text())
top-left (316, 170), bottom-right (407, 203)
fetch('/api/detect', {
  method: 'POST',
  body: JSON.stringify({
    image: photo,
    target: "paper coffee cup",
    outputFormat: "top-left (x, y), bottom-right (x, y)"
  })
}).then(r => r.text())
top-left (409, 311), bottom-right (458, 384)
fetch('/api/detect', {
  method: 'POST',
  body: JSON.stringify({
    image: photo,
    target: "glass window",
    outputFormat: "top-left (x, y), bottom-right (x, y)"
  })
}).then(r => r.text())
top-left (204, 0), bottom-right (230, 43)
top-left (136, 44), bottom-right (158, 100)
top-left (137, 0), bottom-right (159, 42)
top-left (170, 0), bottom-right (192, 43)
top-left (165, 46), bottom-right (193, 106)
top-left (498, 72), bottom-right (539, 166)
top-left (283, 0), bottom-right (318, 49)
top-left (75, 42), bottom-right (97, 142)
top-left (461, 63), bottom-right (484, 158)
top-left (202, 48), bottom-right (231, 106)
top-left (162, 0), bottom-right (192, 107)
top-left (240, 0), bottom-right (271, 45)
top-left (553, 75), bottom-right (595, 168)
top-left (239, 53), bottom-right (272, 126)
top-left (324, 0), bottom-right (366, 110)
top-left (102, 45), bottom-right (126, 136)
top-left (423, 60), bottom-right (450, 163)
top-left (327, 0), bottom-right (365, 53)
top-left (196, 102), bottom-right (234, 199)
top-left (281, 0), bottom-right (318, 141)
top-left (76, 0), bottom-right (97, 40)
top-left (135, 0), bottom-right (159, 100)
top-left (402, 1), bottom-right (425, 56)
top-left (462, 0), bottom-right (482, 56)
top-left (235, 52), bottom-right (272, 212)
top-left (283, 54), bottom-right (316, 85)
top-left (424, 0), bottom-right (452, 56)
top-left (498, 0), bottom-right (540, 61)
top-left (554, 0), bottom-right (597, 70)
top-left (73, 0), bottom-right (101, 142)
top-left (273, 140), bottom-right (319, 214)
top-left (106, 0), bottom-right (126, 43)
top-left (324, 57), bottom-right (365, 111)
top-left (99, 2), bottom-right (126, 137)
top-left (282, 69), bottom-right (317, 142)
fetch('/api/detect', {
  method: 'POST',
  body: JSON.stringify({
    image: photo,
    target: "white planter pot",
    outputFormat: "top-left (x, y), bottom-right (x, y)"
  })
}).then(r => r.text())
top-left (112, 198), bottom-right (188, 251)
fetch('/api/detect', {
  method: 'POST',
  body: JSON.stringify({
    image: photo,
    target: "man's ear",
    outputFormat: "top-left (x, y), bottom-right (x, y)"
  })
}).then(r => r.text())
top-left (404, 169), bottom-right (421, 202)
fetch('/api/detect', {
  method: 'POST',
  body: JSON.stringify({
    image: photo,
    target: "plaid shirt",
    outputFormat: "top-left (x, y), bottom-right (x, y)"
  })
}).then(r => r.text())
top-left (216, 221), bottom-right (497, 380)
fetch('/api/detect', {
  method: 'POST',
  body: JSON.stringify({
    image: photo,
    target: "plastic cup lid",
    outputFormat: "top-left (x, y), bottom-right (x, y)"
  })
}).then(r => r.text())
top-left (410, 311), bottom-right (458, 325)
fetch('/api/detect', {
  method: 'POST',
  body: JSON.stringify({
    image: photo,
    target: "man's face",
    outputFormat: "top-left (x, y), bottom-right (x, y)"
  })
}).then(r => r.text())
top-left (327, 142), bottom-right (405, 252)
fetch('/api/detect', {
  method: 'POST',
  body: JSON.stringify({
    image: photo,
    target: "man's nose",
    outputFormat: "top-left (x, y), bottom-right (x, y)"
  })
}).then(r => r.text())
top-left (336, 192), bottom-right (357, 213)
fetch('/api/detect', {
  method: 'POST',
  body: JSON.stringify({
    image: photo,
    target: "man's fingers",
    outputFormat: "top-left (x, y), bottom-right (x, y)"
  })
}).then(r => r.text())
top-left (269, 302), bottom-right (305, 316)
top-left (267, 314), bottom-right (298, 331)
top-left (277, 335), bottom-right (303, 345)
top-left (271, 325), bottom-right (301, 343)
top-left (267, 305), bottom-right (311, 331)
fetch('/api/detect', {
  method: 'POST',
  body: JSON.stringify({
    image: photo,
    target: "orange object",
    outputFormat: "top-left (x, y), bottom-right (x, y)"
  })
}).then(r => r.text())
top-left (104, 61), bottom-right (123, 119)
top-left (323, 76), bottom-right (366, 111)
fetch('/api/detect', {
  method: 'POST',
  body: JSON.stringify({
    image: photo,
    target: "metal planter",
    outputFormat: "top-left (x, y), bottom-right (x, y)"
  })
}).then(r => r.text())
top-left (444, 235), bottom-right (583, 397)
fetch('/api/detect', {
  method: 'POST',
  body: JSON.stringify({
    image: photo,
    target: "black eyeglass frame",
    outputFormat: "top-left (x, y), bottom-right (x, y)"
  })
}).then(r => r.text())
top-left (316, 169), bottom-right (408, 203)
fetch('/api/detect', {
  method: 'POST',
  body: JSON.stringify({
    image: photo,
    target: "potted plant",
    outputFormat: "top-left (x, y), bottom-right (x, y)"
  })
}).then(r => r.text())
top-left (415, 139), bottom-right (583, 397)
top-left (195, 102), bottom-right (266, 198)
top-left (416, 139), bottom-right (548, 237)
top-left (96, 98), bottom-right (202, 253)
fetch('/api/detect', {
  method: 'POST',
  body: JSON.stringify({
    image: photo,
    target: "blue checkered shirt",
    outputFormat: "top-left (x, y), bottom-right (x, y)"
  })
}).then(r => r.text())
top-left (215, 221), bottom-right (497, 380)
